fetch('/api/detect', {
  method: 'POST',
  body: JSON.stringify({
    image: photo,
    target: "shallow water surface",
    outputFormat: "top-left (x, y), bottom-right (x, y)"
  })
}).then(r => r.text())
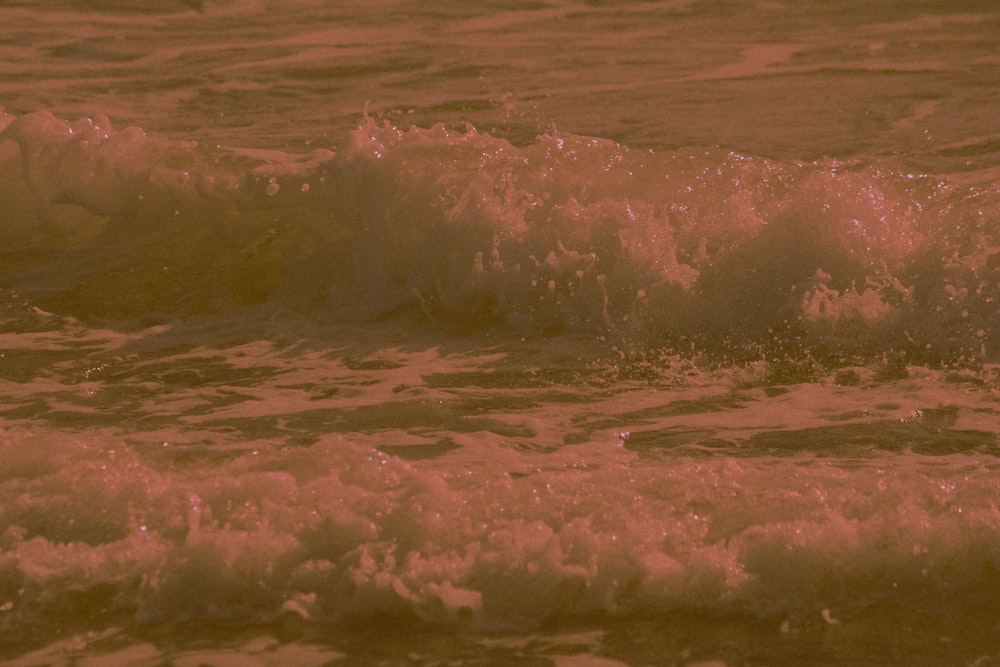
top-left (1, 1), bottom-right (999, 665)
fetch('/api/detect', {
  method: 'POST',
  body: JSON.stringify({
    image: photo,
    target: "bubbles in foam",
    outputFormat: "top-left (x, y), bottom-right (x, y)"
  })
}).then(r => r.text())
top-left (265, 177), bottom-right (280, 196)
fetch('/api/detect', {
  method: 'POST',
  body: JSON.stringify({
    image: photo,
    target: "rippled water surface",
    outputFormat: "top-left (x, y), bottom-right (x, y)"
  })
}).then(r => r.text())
top-left (1, 1), bottom-right (999, 665)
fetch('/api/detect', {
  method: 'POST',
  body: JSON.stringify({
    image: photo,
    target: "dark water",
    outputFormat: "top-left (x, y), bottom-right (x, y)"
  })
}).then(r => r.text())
top-left (1, 1), bottom-right (999, 665)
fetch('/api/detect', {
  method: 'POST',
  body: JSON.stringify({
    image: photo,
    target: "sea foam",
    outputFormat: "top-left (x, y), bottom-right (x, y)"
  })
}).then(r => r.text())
top-left (1, 112), bottom-right (996, 363)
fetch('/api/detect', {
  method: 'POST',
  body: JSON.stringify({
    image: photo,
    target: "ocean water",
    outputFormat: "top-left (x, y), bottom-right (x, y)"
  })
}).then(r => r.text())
top-left (1, 1), bottom-right (999, 665)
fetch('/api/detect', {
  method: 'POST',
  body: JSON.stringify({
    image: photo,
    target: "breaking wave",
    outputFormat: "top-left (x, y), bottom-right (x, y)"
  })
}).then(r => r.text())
top-left (1, 110), bottom-right (997, 364)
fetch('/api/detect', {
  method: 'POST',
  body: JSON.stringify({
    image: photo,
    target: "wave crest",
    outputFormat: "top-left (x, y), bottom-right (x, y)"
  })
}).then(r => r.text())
top-left (1, 112), bottom-right (996, 363)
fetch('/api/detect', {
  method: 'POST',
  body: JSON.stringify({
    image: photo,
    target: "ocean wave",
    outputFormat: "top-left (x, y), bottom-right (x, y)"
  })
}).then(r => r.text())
top-left (1, 425), bottom-right (998, 657)
top-left (1, 110), bottom-right (996, 363)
